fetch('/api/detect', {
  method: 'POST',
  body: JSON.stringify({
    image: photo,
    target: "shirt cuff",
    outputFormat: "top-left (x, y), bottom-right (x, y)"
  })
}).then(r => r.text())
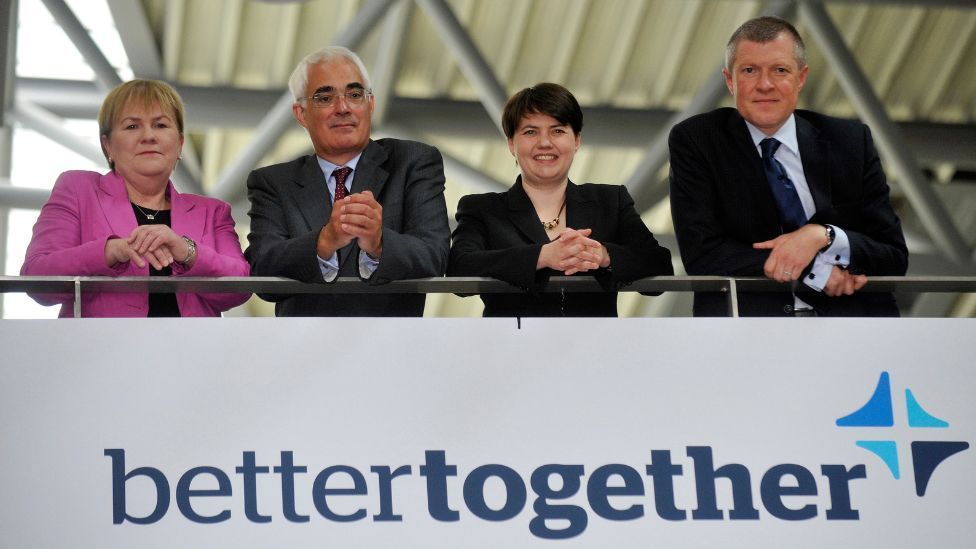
top-left (821, 225), bottom-right (851, 266)
top-left (317, 252), bottom-right (339, 283)
top-left (803, 257), bottom-right (834, 292)
top-left (802, 225), bottom-right (851, 292)
top-left (358, 250), bottom-right (379, 279)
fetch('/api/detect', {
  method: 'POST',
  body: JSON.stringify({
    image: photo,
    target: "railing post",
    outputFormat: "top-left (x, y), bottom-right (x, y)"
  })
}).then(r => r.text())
top-left (726, 278), bottom-right (740, 318)
top-left (73, 277), bottom-right (81, 318)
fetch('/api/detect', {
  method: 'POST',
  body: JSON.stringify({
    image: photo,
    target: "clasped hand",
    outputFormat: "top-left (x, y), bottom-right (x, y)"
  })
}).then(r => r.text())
top-left (538, 228), bottom-right (609, 275)
top-left (105, 225), bottom-right (191, 270)
top-left (317, 191), bottom-right (383, 259)
top-left (753, 224), bottom-right (866, 295)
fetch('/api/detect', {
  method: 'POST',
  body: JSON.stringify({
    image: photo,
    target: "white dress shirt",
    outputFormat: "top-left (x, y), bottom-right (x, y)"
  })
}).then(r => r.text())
top-left (745, 115), bottom-right (851, 301)
top-left (315, 153), bottom-right (380, 282)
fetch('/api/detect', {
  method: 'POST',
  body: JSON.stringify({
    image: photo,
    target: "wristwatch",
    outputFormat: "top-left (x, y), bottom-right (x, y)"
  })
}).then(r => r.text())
top-left (180, 236), bottom-right (197, 265)
top-left (819, 225), bottom-right (835, 253)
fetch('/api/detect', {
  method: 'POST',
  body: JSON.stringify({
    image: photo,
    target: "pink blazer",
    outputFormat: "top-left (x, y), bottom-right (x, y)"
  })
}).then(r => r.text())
top-left (21, 170), bottom-right (251, 317)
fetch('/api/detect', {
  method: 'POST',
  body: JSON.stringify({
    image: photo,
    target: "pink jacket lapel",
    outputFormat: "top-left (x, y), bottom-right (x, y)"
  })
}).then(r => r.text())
top-left (169, 185), bottom-right (204, 239)
top-left (98, 171), bottom-right (139, 238)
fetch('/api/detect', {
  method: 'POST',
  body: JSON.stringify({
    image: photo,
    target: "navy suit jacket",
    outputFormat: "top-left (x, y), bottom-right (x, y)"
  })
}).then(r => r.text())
top-left (669, 108), bottom-right (908, 316)
top-left (245, 138), bottom-right (450, 316)
top-left (449, 178), bottom-right (673, 317)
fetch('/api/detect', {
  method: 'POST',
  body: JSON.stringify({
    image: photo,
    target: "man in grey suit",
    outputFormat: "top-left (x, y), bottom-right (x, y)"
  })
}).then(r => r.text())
top-left (245, 46), bottom-right (450, 316)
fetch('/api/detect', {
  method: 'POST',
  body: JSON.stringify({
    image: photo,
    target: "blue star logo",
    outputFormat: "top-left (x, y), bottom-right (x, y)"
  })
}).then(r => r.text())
top-left (836, 371), bottom-right (969, 496)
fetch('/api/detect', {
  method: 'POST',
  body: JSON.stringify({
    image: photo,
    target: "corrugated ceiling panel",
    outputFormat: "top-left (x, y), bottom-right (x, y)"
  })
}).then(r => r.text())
top-left (663, 0), bottom-right (757, 109)
top-left (891, 8), bottom-right (976, 123)
top-left (173, 0), bottom-right (227, 85)
top-left (234, 1), bottom-right (300, 89)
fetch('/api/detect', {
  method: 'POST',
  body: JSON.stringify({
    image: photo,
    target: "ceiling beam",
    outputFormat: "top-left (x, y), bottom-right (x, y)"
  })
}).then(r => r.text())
top-left (8, 98), bottom-right (104, 164)
top-left (371, 0), bottom-right (412, 126)
top-left (0, 0), bottom-right (16, 126)
top-left (19, 78), bottom-right (976, 171)
top-left (801, 1), bottom-right (972, 264)
top-left (0, 0), bottom-right (16, 318)
top-left (0, 181), bottom-right (49, 210)
top-left (626, 0), bottom-right (797, 212)
top-left (40, 0), bottom-right (122, 92)
top-left (414, 0), bottom-right (508, 136)
top-left (105, 0), bottom-right (162, 78)
top-left (823, 0), bottom-right (976, 5)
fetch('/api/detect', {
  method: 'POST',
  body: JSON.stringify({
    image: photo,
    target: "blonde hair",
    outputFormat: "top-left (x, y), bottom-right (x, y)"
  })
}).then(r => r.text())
top-left (98, 79), bottom-right (185, 169)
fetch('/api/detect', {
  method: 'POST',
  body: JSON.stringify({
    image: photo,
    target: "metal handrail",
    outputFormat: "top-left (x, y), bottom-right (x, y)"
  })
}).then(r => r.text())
top-left (2, 275), bottom-right (975, 318)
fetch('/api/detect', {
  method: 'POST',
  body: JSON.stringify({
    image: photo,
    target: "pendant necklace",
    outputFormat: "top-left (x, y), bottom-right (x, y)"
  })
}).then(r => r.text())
top-left (541, 198), bottom-right (567, 231)
top-left (133, 203), bottom-right (160, 220)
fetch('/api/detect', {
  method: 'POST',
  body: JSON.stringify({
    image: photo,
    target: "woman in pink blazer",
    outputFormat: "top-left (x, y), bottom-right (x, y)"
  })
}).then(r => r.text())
top-left (21, 80), bottom-right (250, 317)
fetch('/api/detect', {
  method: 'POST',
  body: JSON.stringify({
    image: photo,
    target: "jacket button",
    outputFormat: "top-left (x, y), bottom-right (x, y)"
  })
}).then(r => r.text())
top-left (783, 304), bottom-right (794, 314)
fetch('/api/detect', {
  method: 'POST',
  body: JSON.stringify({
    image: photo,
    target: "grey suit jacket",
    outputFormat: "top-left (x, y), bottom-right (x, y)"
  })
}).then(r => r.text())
top-left (245, 138), bottom-right (450, 316)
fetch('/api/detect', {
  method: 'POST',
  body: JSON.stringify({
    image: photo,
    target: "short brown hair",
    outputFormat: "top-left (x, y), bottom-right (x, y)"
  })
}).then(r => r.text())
top-left (98, 79), bottom-right (185, 169)
top-left (501, 83), bottom-right (583, 139)
top-left (725, 16), bottom-right (806, 71)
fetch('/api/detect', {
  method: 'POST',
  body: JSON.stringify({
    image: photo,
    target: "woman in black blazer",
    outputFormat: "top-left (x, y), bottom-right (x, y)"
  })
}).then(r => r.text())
top-left (448, 83), bottom-right (673, 317)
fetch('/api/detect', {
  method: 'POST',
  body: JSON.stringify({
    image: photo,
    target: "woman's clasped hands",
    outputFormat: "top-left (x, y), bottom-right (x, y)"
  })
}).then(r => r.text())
top-left (537, 228), bottom-right (610, 275)
top-left (105, 224), bottom-right (193, 270)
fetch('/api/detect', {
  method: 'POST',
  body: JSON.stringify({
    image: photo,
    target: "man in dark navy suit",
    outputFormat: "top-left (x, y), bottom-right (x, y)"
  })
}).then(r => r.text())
top-left (669, 16), bottom-right (907, 316)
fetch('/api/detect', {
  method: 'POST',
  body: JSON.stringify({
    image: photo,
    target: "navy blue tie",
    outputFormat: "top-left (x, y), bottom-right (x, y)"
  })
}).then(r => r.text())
top-left (760, 138), bottom-right (807, 232)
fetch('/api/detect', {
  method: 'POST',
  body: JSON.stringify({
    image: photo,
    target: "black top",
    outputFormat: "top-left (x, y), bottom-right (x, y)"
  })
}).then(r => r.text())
top-left (131, 203), bottom-right (180, 317)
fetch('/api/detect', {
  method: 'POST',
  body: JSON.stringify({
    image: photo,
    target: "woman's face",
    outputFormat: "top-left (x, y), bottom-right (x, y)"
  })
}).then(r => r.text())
top-left (508, 112), bottom-right (580, 188)
top-left (101, 101), bottom-right (183, 184)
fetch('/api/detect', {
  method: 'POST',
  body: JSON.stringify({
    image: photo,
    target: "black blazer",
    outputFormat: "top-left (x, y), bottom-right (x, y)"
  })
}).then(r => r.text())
top-left (245, 138), bottom-right (450, 316)
top-left (669, 108), bottom-right (908, 316)
top-left (448, 178), bottom-right (673, 317)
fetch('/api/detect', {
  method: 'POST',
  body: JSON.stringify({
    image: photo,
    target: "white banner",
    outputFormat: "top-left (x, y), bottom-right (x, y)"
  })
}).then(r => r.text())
top-left (1, 318), bottom-right (973, 548)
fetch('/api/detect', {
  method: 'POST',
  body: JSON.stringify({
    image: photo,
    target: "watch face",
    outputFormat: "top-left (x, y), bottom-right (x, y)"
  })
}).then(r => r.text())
top-left (821, 225), bottom-right (834, 252)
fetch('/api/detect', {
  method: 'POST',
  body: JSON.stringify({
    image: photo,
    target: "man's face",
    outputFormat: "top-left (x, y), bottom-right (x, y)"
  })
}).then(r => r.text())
top-left (293, 58), bottom-right (374, 164)
top-left (723, 33), bottom-right (808, 136)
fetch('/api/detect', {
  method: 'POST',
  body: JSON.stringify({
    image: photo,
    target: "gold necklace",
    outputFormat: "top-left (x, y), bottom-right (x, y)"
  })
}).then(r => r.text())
top-left (541, 198), bottom-right (566, 231)
top-left (132, 202), bottom-right (161, 220)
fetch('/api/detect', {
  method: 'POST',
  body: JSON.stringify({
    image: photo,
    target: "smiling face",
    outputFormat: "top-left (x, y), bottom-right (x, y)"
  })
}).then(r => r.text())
top-left (100, 101), bottom-right (183, 184)
top-left (723, 33), bottom-right (808, 136)
top-left (293, 58), bottom-right (374, 165)
top-left (508, 112), bottom-right (581, 189)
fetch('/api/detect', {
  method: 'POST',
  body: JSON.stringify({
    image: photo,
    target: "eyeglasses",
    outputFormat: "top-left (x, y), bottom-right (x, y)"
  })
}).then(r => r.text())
top-left (299, 89), bottom-right (372, 109)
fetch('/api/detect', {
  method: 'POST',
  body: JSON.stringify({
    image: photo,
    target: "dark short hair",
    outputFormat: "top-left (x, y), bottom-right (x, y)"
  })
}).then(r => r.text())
top-left (501, 83), bottom-right (583, 139)
top-left (725, 16), bottom-right (806, 71)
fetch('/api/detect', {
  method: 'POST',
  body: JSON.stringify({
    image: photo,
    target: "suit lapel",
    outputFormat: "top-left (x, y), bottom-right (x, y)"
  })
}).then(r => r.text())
top-left (564, 181), bottom-right (596, 233)
top-left (506, 176), bottom-right (549, 244)
top-left (727, 111), bottom-right (788, 234)
top-left (293, 155), bottom-right (333, 231)
top-left (169, 183), bottom-right (204, 239)
top-left (334, 141), bottom-right (390, 271)
top-left (288, 155), bottom-right (362, 268)
top-left (795, 114), bottom-right (832, 216)
top-left (98, 171), bottom-right (139, 237)
top-left (352, 140), bottom-right (389, 199)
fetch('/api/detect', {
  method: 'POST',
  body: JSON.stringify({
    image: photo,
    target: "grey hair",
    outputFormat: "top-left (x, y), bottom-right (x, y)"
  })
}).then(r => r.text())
top-left (287, 46), bottom-right (372, 102)
top-left (725, 16), bottom-right (806, 71)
